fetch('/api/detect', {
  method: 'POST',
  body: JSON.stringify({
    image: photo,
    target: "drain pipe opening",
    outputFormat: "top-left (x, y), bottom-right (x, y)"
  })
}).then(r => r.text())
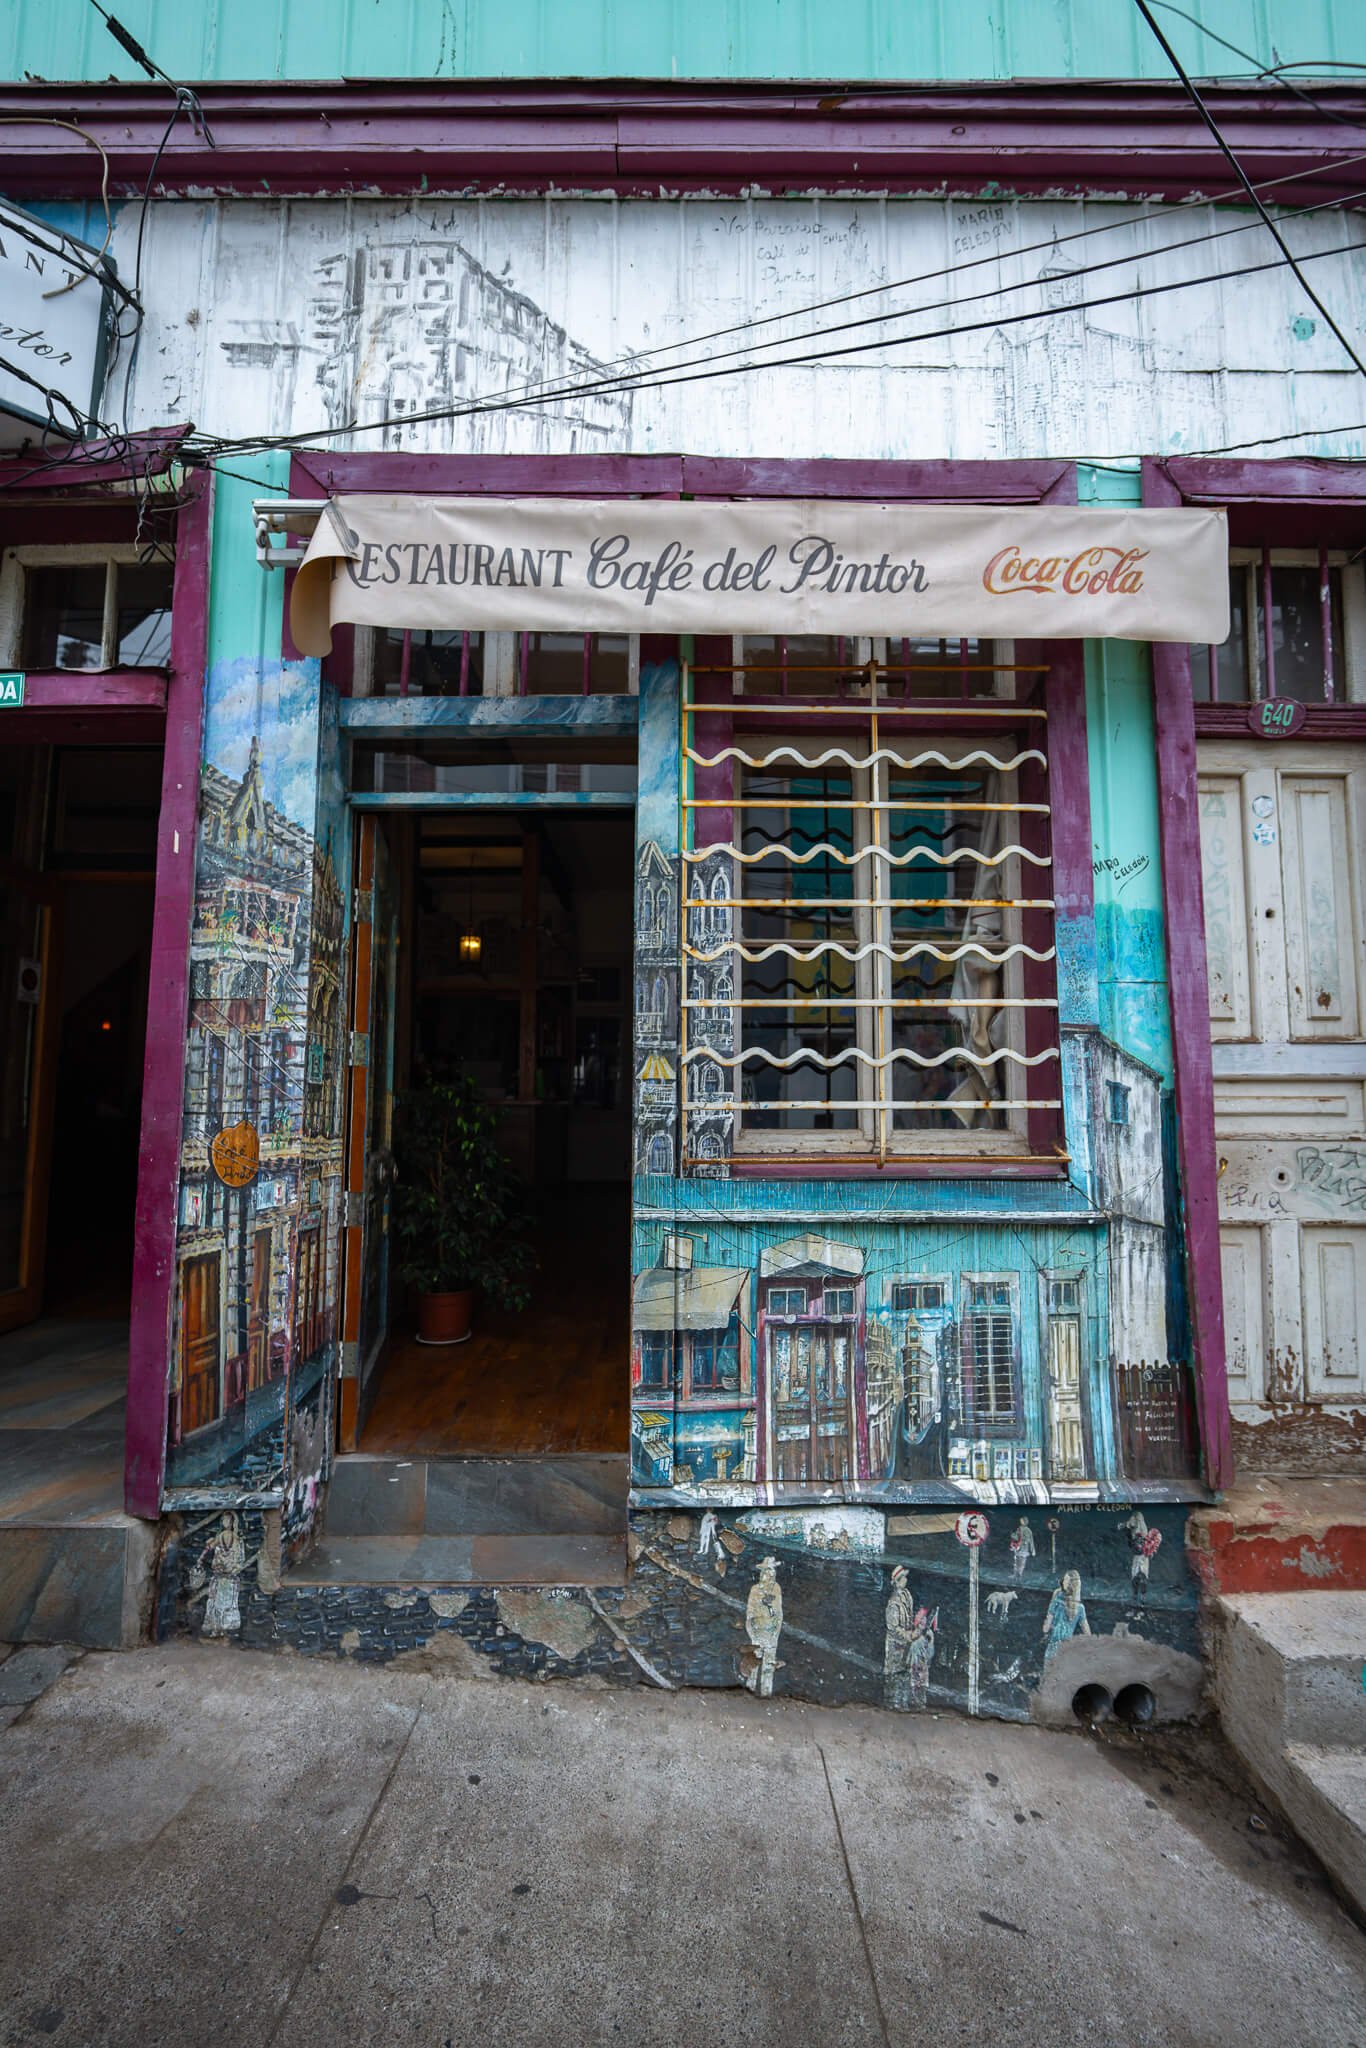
top-left (1114, 1682), bottom-right (1157, 1727)
top-left (1071, 1683), bottom-right (1113, 1725)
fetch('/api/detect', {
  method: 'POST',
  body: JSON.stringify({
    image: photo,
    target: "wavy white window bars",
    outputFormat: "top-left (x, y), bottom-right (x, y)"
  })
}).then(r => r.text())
top-left (680, 654), bottom-right (1062, 1166)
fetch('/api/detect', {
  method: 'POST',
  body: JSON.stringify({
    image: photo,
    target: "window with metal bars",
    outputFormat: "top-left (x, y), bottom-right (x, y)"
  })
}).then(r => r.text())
top-left (681, 648), bottom-right (1062, 1164)
top-left (961, 1278), bottom-right (1019, 1428)
top-left (1189, 550), bottom-right (1366, 705)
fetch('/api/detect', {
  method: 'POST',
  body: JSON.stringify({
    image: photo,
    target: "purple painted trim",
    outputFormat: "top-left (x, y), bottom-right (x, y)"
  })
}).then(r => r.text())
top-left (21, 671), bottom-right (167, 712)
top-left (123, 476), bottom-right (212, 1520)
top-left (1160, 457), bottom-right (1366, 505)
top-left (1040, 641), bottom-right (1094, 945)
top-left (1142, 458), bottom-right (1233, 1493)
top-left (3, 81), bottom-right (1364, 203)
top-left (300, 453), bottom-right (1075, 505)
top-left (1156, 455), bottom-right (1366, 550)
top-left (0, 426), bottom-right (190, 494)
top-left (1194, 706), bottom-right (1366, 743)
top-left (295, 453), bottom-right (685, 498)
top-left (682, 457), bottom-right (1077, 503)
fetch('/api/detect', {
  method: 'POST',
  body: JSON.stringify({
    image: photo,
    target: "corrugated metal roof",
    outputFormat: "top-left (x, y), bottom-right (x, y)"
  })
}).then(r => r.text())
top-left (6, 0), bottom-right (1364, 85)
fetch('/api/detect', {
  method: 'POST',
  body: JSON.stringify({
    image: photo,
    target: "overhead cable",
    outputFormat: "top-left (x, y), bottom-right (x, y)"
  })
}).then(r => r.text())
top-left (1134, 0), bottom-right (1366, 382)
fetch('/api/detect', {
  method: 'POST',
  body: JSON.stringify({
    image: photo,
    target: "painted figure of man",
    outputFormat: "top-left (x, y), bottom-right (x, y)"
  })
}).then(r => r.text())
top-left (1009, 1517), bottom-right (1036, 1582)
top-left (199, 1513), bottom-right (246, 1638)
top-left (883, 1563), bottom-right (918, 1710)
top-left (907, 1605), bottom-right (939, 1709)
top-left (1041, 1569), bottom-right (1090, 1665)
top-left (745, 1556), bottom-right (783, 1697)
top-left (1121, 1511), bottom-right (1162, 1604)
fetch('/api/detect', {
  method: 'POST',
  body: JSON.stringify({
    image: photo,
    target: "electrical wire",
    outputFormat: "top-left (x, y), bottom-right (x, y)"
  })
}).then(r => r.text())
top-left (193, 225), bottom-right (1366, 461)
top-left (0, 118), bottom-right (122, 297)
top-left (188, 157), bottom-right (1366, 463)
top-left (1147, 2), bottom-right (1366, 128)
top-left (1134, 0), bottom-right (1366, 383)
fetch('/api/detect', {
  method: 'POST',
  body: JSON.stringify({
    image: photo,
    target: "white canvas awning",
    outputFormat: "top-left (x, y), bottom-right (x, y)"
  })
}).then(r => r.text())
top-left (288, 494), bottom-right (1230, 654)
top-left (634, 1266), bottom-right (749, 1333)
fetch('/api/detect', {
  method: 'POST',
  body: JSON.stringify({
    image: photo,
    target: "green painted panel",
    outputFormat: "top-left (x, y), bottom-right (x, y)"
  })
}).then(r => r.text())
top-left (5, 0), bottom-right (1362, 84)
top-left (207, 450), bottom-right (290, 671)
top-left (1085, 634), bottom-right (1173, 1087)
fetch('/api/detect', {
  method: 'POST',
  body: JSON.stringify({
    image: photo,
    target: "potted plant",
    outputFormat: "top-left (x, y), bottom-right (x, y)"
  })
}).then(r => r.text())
top-left (391, 1070), bottom-right (532, 1344)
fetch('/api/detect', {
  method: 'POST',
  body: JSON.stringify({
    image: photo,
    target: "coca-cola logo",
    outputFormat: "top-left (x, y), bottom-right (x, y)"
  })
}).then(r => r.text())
top-left (982, 544), bottom-right (1148, 598)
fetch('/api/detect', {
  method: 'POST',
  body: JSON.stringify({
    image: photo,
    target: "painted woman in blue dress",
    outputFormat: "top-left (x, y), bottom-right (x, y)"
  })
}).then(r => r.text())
top-left (1041, 1569), bottom-right (1090, 1665)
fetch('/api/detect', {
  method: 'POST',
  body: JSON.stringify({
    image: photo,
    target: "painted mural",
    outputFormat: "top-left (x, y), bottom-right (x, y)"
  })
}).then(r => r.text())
top-left (165, 659), bottom-right (349, 1503)
top-left (123, 196), bottom-right (1366, 462)
top-left (627, 654), bottom-right (1202, 1510)
top-left (163, 1500), bottom-right (1201, 1728)
top-left (629, 1175), bottom-right (1198, 1509)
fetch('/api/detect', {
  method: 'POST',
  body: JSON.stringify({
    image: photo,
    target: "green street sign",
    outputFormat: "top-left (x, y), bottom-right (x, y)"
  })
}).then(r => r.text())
top-left (0, 673), bottom-right (24, 708)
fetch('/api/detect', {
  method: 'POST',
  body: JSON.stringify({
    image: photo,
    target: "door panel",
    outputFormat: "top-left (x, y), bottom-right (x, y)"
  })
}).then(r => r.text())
top-left (1302, 1225), bottom-right (1366, 1400)
top-left (1218, 1225), bottom-right (1265, 1405)
top-left (1198, 777), bottom-right (1253, 1038)
top-left (180, 1252), bottom-right (222, 1434)
top-left (1046, 1314), bottom-right (1085, 1481)
top-left (339, 817), bottom-right (400, 1449)
top-left (1201, 739), bottom-right (1366, 1463)
top-left (1280, 776), bottom-right (1362, 1039)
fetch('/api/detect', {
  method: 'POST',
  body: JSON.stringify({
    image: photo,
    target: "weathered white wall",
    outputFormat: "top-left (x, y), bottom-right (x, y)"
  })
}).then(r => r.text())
top-left (120, 196), bottom-right (1366, 461)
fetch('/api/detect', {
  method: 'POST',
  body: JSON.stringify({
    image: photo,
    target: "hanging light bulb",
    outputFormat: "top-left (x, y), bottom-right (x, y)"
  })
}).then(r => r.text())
top-left (459, 928), bottom-right (481, 963)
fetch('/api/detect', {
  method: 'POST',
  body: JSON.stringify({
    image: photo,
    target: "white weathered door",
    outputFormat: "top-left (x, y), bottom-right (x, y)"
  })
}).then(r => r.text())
top-left (1198, 740), bottom-right (1366, 1470)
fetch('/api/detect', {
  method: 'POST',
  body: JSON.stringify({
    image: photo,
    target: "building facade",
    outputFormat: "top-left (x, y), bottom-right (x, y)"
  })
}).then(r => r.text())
top-left (2, 0), bottom-right (1365, 1709)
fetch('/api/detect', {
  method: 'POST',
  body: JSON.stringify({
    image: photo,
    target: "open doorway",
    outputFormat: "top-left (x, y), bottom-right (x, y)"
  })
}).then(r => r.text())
top-left (362, 809), bottom-right (633, 1457)
top-left (0, 746), bottom-right (160, 1524)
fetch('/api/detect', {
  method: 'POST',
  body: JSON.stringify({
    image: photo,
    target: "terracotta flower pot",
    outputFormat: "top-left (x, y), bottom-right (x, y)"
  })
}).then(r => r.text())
top-left (417, 1289), bottom-right (474, 1345)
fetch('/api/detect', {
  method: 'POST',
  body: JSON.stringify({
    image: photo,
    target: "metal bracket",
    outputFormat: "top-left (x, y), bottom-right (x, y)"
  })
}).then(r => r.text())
top-left (338, 1341), bottom-right (359, 1376)
top-left (349, 1030), bottom-right (370, 1066)
top-left (252, 498), bottom-right (327, 570)
top-left (343, 1191), bottom-right (365, 1228)
top-left (352, 887), bottom-right (373, 924)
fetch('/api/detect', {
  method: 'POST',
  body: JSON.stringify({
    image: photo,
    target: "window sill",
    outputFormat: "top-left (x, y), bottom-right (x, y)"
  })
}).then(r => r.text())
top-left (721, 1156), bottom-right (1070, 1181)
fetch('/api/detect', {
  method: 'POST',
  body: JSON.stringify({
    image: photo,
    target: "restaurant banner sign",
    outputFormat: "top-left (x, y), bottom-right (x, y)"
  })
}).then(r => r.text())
top-left (291, 495), bottom-right (1229, 654)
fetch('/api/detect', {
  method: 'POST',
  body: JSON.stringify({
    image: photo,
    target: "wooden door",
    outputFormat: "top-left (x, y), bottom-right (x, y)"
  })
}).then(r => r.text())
top-left (247, 1228), bottom-right (271, 1391)
top-left (769, 1316), bottom-right (854, 1483)
top-left (179, 1253), bottom-right (222, 1434)
top-left (1046, 1315), bottom-right (1085, 1481)
top-left (339, 817), bottom-right (400, 1448)
top-left (0, 863), bottom-right (60, 1334)
top-left (1198, 740), bottom-right (1366, 1468)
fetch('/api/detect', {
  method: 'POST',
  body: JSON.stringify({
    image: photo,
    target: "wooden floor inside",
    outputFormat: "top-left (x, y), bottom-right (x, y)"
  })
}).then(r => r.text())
top-left (359, 1186), bottom-right (631, 1457)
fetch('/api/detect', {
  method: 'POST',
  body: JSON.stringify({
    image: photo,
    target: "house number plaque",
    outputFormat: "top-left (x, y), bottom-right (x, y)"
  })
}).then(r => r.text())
top-left (1247, 699), bottom-right (1307, 738)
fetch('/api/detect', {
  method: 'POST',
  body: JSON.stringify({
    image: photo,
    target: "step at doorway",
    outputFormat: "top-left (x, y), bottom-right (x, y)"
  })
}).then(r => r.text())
top-left (285, 1453), bottom-right (628, 1588)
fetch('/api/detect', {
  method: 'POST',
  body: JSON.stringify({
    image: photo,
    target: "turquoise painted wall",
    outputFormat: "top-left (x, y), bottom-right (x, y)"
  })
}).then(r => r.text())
top-left (4, 0), bottom-right (1361, 85)
top-left (1076, 464), bottom-right (1173, 1086)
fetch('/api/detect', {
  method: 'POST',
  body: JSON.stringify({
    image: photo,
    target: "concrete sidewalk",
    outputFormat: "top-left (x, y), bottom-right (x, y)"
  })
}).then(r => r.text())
top-left (1, 1644), bottom-right (1364, 2048)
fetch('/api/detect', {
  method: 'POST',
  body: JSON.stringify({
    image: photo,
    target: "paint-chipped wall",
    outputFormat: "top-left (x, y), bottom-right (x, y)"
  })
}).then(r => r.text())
top-left (116, 197), bottom-right (1366, 466)
top-left (161, 1499), bottom-right (1201, 1728)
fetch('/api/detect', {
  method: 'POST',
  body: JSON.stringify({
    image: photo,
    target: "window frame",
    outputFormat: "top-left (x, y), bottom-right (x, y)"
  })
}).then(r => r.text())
top-left (1191, 547), bottom-right (1366, 707)
top-left (959, 1270), bottom-right (1022, 1435)
top-left (0, 542), bottom-right (176, 674)
top-left (352, 624), bottom-right (641, 698)
top-left (684, 651), bottom-right (1060, 1167)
